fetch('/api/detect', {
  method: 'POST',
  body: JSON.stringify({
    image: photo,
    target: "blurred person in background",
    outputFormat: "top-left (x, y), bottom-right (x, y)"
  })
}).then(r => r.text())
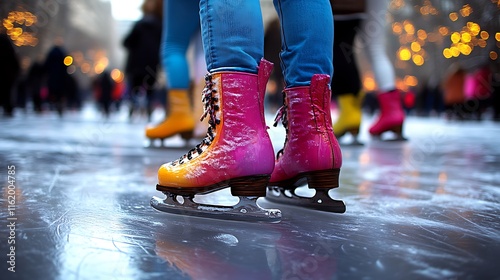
top-left (492, 63), bottom-right (500, 122)
top-left (65, 71), bottom-right (80, 111)
top-left (358, 0), bottom-right (406, 140)
top-left (441, 63), bottom-right (466, 120)
top-left (123, 0), bottom-right (163, 121)
top-left (145, 0), bottom-right (209, 143)
top-left (463, 64), bottom-right (492, 121)
top-left (94, 69), bottom-right (115, 118)
top-left (331, 0), bottom-right (406, 141)
top-left (0, 32), bottom-right (20, 117)
top-left (44, 37), bottom-right (70, 117)
top-left (26, 55), bottom-right (46, 113)
top-left (263, 17), bottom-right (284, 112)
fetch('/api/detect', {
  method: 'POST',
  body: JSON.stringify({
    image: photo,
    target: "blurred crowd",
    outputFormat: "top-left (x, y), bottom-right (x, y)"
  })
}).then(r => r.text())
top-left (1, 35), bottom-right (82, 117)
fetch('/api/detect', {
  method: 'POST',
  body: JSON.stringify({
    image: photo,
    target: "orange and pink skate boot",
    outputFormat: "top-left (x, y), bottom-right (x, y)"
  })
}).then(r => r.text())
top-left (150, 59), bottom-right (281, 222)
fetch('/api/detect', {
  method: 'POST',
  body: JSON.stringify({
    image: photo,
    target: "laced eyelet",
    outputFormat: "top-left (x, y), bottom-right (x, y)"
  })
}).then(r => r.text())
top-left (172, 74), bottom-right (220, 166)
top-left (273, 92), bottom-right (289, 160)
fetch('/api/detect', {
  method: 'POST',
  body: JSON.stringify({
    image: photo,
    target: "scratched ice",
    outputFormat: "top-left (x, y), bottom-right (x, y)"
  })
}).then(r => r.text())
top-left (0, 108), bottom-right (498, 279)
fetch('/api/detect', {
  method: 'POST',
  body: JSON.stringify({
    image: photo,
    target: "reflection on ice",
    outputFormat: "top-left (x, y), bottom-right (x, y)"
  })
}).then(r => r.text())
top-left (0, 110), bottom-right (499, 279)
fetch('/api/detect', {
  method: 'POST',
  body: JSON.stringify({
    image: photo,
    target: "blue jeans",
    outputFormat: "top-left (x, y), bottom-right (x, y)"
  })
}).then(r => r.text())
top-left (162, 0), bottom-right (200, 89)
top-left (199, 0), bottom-right (333, 87)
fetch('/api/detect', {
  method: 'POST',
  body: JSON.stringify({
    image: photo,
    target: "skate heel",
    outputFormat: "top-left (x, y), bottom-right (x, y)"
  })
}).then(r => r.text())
top-left (390, 124), bottom-right (402, 135)
top-left (266, 168), bottom-right (345, 213)
top-left (337, 127), bottom-right (359, 138)
top-left (390, 124), bottom-right (407, 141)
top-left (347, 127), bottom-right (363, 145)
top-left (230, 175), bottom-right (270, 197)
top-left (180, 130), bottom-right (194, 140)
top-left (347, 127), bottom-right (360, 137)
top-left (335, 130), bottom-right (346, 138)
top-left (307, 169), bottom-right (340, 190)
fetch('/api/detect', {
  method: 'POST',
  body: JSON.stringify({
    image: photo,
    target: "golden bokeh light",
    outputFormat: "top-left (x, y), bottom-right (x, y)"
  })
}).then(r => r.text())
top-left (404, 23), bottom-right (415, 35)
top-left (404, 75), bottom-right (418, 87)
top-left (451, 32), bottom-right (461, 44)
top-left (480, 31), bottom-right (489, 40)
top-left (412, 54), bottom-right (424, 66)
top-left (363, 76), bottom-right (376, 92)
top-left (459, 44), bottom-right (472, 55)
top-left (111, 69), bottom-right (124, 83)
top-left (450, 32), bottom-right (462, 44)
top-left (439, 26), bottom-right (449, 36)
top-left (443, 48), bottom-right (452, 58)
top-left (2, 11), bottom-right (38, 47)
top-left (392, 22), bottom-right (403, 35)
top-left (399, 48), bottom-right (412, 61)
top-left (417, 29), bottom-right (428, 40)
top-left (411, 42), bottom-right (421, 52)
top-left (63, 56), bottom-right (73, 66)
top-left (461, 32), bottom-right (472, 43)
top-left (470, 22), bottom-right (481, 36)
top-left (390, 0), bottom-right (405, 10)
top-left (94, 64), bottom-right (105, 75)
top-left (449, 12), bottom-right (458, 21)
top-left (396, 79), bottom-right (407, 92)
top-left (420, 6), bottom-right (428, 15)
top-left (490, 51), bottom-right (498, 60)
top-left (460, 4), bottom-right (473, 17)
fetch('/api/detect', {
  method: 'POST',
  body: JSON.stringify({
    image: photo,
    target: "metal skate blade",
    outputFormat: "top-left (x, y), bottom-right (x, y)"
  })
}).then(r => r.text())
top-left (144, 136), bottom-right (192, 149)
top-left (371, 134), bottom-right (408, 142)
top-left (338, 134), bottom-right (364, 146)
top-left (266, 187), bottom-right (346, 213)
top-left (342, 139), bottom-right (364, 146)
top-left (387, 135), bottom-right (408, 142)
top-left (151, 194), bottom-right (281, 223)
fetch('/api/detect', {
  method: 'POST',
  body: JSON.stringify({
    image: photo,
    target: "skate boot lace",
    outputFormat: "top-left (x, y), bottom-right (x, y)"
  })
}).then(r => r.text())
top-left (171, 74), bottom-right (220, 166)
top-left (273, 94), bottom-right (289, 159)
top-left (273, 91), bottom-right (331, 160)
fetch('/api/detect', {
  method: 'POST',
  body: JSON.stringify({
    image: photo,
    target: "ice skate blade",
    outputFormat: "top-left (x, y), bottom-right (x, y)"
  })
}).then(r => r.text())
top-left (341, 139), bottom-right (364, 146)
top-left (370, 126), bottom-right (407, 142)
top-left (336, 131), bottom-right (363, 146)
top-left (266, 187), bottom-right (346, 213)
top-left (370, 134), bottom-right (407, 142)
top-left (144, 136), bottom-right (192, 149)
top-left (150, 194), bottom-right (282, 223)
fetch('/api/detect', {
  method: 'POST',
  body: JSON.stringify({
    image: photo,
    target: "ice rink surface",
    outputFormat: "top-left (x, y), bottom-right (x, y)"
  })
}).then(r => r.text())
top-left (1, 105), bottom-right (499, 280)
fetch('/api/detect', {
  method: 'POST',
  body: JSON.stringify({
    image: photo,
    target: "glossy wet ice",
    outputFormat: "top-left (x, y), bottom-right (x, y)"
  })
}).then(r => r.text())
top-left (1, 106), bottom-right (499, 280)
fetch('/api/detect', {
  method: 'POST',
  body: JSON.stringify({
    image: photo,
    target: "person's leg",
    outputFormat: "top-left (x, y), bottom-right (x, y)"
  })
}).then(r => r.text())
top-left (267, 0), bottom-right (345, 212)
top-left (200, 0), bottom-right (263, 73)
top-left (360, 0), bottom-right (394, 92)
top-left (274, 0), bottom-right (333, 87)
top-left (190, 30), bottom-right (209, 138)
top-left (361, 0), bottom-right (405, 138)
top-left (332, 19), bottom-right (361, 97)
top-left (145, 0), bottom-right (200, 140)
top-left (162, 0), bottom-right (200, 88)
top-left (332, 19), bottom-right (364, 142)
top-left (0, 84), bottom-right (14, 116)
